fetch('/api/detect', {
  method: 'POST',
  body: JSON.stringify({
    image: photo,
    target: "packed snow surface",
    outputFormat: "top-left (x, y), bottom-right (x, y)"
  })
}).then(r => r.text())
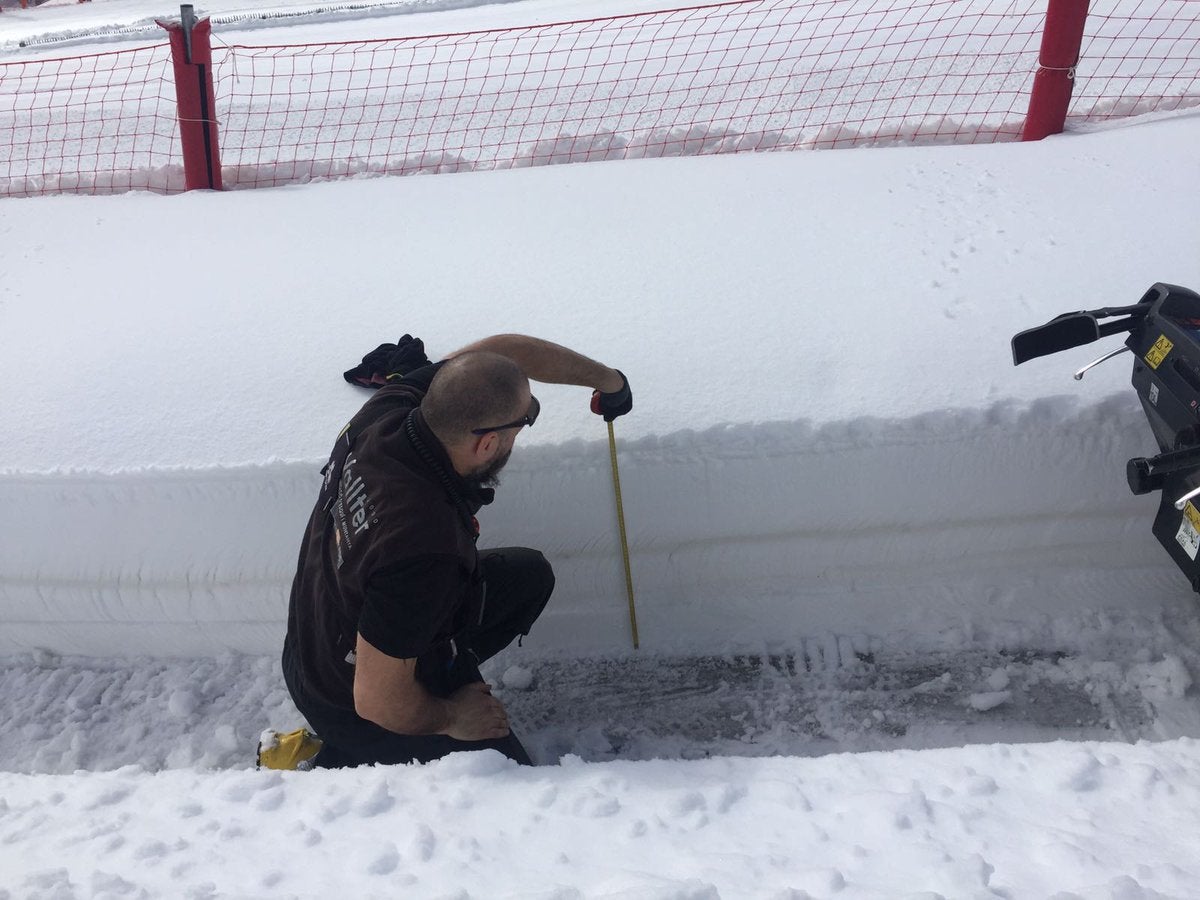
top-left (3, 1), bottom-right (1200, 898)
top-left (4, 739), bottom-right (1200, 899)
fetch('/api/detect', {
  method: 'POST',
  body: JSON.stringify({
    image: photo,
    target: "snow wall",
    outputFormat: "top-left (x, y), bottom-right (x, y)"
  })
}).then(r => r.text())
top-left (0, 401), bottom-right (1186, 657)
top-left (4, 115), bottom-right (1200, 658)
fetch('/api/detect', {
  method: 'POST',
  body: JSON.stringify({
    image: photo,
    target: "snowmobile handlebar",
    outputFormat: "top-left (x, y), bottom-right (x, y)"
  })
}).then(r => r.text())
top-left (1010, 283), bottom-right (1200, 367)
top-left (1011, 304), bottom-right (1149, 367)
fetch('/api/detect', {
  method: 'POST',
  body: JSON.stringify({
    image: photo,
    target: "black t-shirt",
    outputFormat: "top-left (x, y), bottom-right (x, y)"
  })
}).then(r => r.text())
top-left (358, 555), bottom-right (472, 660)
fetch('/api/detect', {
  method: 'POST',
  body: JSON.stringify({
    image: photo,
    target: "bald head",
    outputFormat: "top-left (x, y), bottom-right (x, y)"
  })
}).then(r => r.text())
top-left (422, 352), bottom-right (530, 446)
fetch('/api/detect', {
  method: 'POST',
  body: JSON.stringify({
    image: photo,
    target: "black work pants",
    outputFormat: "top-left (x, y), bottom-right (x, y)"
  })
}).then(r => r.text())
top-left (283, 547), bottom-right (554, 768)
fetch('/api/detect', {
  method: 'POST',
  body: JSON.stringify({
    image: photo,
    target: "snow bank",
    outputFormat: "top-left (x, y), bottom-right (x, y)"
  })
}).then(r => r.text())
top-left (4, 115), bottom-right (1200, 656)
top-left (1, 396), bottom-right (1184, 657)
top-left (2, 738), bottom-right (1199, 898)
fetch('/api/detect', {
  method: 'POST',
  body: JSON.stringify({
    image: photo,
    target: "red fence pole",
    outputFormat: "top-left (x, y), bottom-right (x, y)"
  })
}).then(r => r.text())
top-left (1022, 0), bottom-right (1090, 141)
top-left (157, 5), bottom-right (223, 190)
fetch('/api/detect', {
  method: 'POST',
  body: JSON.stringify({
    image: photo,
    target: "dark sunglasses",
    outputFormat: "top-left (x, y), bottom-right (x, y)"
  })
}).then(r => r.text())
top-left (471, 395), bottom-right (540, 436)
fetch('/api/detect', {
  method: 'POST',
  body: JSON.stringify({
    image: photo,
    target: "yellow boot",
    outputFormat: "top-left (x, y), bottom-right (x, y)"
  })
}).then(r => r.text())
top-left (256, 728), bottom-right (323, 771)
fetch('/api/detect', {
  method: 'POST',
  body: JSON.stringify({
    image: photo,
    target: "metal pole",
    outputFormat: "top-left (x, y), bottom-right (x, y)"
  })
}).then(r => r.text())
top-left (181, 4), bottom-right (196, 65)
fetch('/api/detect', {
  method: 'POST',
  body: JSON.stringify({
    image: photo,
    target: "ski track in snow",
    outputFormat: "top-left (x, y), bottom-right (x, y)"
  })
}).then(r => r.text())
top-left (3, 613), bottom-right (1199, 776)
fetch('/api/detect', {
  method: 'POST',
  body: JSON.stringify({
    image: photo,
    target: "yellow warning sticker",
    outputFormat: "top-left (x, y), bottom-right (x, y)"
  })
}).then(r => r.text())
top-left (1145, 334), bottom-right (1174, 369)
top-left (1176, 502), bottom-right (1200, 561)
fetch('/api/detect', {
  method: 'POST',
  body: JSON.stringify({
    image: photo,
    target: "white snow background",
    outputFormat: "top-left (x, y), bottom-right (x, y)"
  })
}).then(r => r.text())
top-left (3, 1), bottom-right (1200, 898)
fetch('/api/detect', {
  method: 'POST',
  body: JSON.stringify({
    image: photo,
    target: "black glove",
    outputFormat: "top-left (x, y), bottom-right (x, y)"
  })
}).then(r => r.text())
top-left (590, 370), bottom-right (632, 421)
top-left (343, 335), bottom-right (431, 389)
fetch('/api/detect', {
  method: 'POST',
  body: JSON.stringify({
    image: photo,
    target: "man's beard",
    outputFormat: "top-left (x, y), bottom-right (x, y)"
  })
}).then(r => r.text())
top-left (470, 446), bottom-right (512, 490)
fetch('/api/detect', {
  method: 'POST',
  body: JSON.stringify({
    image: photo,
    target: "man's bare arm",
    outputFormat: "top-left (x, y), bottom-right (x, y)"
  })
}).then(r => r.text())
top-left (352, 634), bottom-right (509, 740)
top-left (448, 334), bottom-right (623, 394)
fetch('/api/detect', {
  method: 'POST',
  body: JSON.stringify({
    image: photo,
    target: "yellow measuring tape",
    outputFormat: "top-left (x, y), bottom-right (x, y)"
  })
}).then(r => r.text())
top-left (607, 419), bottom-right (640, 649)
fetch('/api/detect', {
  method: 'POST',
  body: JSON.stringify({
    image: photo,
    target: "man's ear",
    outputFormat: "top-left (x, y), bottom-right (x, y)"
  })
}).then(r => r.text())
top-left (475, 431), bottom-right (499, 460)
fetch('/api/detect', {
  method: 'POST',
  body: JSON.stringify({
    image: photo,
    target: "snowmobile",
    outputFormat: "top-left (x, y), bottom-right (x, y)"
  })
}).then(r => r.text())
top-left (1013, 282), bottom-right (1200, 592)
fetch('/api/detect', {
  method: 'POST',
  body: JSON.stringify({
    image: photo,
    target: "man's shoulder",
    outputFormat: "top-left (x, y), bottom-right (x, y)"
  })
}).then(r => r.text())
top-left (344, 361), bottom-right (446, 448)
top-left (388, 361), bottom-right (444, 394)
top-left (346, 385), bottom-right (425, 463)
top-left (355, 383), bottom-right (421, 426)
top-left (367, 361), bottom-right (445, 406)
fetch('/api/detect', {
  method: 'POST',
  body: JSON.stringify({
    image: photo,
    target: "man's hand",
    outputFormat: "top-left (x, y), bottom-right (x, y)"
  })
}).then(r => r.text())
top-left (442, 682), bottom-right (510, 741)
top-left (591, 370), bottom-right (633, 421)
